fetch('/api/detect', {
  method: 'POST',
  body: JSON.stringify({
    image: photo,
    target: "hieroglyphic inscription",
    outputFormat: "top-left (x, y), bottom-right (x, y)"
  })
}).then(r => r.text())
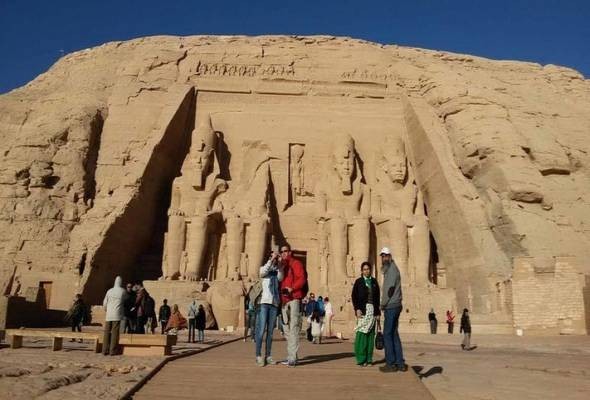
top-left (195, 61), bottom-right (295, 78)
top-left (340, 69), bottom-right (396, 82)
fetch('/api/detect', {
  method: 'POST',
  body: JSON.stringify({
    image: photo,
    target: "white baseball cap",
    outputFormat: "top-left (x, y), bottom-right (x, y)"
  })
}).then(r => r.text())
top-left (380, 247), bottom-right (392, 255)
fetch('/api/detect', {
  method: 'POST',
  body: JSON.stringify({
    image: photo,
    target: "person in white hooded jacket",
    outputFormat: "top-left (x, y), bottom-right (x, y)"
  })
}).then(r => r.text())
top-left (254, 250), bottom-right (283, 366)
top-left (102, 276), bottom-right (128, 355)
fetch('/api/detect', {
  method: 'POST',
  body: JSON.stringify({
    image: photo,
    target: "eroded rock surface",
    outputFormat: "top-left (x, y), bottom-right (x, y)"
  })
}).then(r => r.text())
top-left (1, 35), bottom-right (588, 333)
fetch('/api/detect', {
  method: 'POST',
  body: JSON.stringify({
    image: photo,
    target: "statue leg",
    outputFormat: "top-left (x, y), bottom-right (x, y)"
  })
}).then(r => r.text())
top-left (387, 219), bottom-right (409, 283)
top-left (410, 216), bottom-right (431, 286)
top-left (226, 216), bottom-right (244, 280)
top-left (328, 217), bottom-right (348, 285)
top-left (164, 214), bottom-right (185, 280)
top-left (185, 215), bottom-right (208, 281)
top-left (246, 217), bottom-right (268, 280)
top-left (350, 217), bottom-right (370, 275)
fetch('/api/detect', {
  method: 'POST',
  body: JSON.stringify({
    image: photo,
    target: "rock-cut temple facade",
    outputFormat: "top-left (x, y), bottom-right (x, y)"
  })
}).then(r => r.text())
top-left (0, 35), bottom-right (589, 335)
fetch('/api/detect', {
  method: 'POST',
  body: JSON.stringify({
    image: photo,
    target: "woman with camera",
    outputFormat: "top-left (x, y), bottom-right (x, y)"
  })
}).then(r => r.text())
top-left (255, 250), bottom-right (284, 366)
top-left (351, 261), bottom-right (381, 367)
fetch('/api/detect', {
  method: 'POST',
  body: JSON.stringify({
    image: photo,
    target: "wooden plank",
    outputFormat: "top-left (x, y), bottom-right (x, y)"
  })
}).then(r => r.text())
top-left (10, 335), bottom-right (22, 349)
top-left (5, 329), bottom-right (100, 340)
top-left (123, 345), bottom-right (166, 357)
top-left (6, 329), bottom-right (177, 355)
top-left (133, 339), bottom-right (436, 400)
top-left (52, 337), bottom-right (63, 351)
top-left (92, 339), bottom-right (101, 353)
top-left (119, 334), bottom-right (171, 346)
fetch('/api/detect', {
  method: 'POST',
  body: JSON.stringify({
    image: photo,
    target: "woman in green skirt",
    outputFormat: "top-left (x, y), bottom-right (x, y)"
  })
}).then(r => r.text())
top-left (351, 261), bottom-right (381, 366)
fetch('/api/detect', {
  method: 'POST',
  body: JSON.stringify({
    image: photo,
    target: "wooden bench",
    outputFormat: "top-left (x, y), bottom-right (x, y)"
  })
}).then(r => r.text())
top-left (117, 334), bottom-right (177, 356)
top-left (5, 329), bottom-right (177, 356)
top-left (5, 329), bottom-right (101, 352)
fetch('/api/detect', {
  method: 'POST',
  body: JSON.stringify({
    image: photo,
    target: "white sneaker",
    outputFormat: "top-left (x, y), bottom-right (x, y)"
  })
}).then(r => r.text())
top-left (280, 359), bottom-right (296, 367)
top-left (256, 356), bottom-right (265, 367)
top-left (266, 356), bottom-right (275, 365)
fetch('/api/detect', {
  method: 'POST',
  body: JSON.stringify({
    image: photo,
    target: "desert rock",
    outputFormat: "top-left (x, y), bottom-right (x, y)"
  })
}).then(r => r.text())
top-left (0, 35), bottom-right (588, 334)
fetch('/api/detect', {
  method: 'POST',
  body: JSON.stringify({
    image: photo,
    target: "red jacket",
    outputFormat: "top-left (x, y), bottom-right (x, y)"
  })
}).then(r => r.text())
top-left (280, 256), bottom-right (306, 304)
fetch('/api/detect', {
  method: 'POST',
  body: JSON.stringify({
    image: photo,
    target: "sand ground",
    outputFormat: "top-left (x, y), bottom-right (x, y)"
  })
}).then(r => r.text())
top-left (1, 330), bottom-right (589, 399)
top-left (405, 333), bottom-right (590, 400)
top-left (0, 327), bottom-right (236, 400)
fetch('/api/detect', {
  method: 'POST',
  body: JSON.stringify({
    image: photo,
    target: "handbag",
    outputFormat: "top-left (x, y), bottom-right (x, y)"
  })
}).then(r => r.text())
top-left (375, 319), bottom-right (384, 350)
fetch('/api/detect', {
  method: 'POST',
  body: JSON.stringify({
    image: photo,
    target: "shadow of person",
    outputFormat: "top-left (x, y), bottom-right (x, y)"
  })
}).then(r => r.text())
top-left (296, 351), bottom-right (355, 366)
top-left (412, 365), bottom-right (443, 379)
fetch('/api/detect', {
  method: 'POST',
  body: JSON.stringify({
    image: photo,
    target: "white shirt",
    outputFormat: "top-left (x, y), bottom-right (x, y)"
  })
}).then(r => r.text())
top-left (325, 302), bottom-right (333, 316)
top-left (259, 258), bottom-right (284, 306)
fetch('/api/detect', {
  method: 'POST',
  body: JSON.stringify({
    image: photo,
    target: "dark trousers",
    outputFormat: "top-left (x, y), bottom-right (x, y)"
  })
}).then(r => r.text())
top-left (430, 320), bottom-right (437, 334)
top-left (71, 320), bottom-right (82, 332)
top-left (188, 318), bottom-right (196, 342)
top-left (103, 320), bottom-right (121, 355)
top-left (123, 317), bottom-right (136, 333)
top-left (277, 313), bottom-right (285, 335)
top-left (447, 322), bottom-right (454, 334)
top-left (160, 320), bottom-right (167, 334)
top-left (383, 306), bottom-right (404, 367)
top-left (244, 312), bottom-right (256, 340)
top-left (135, 316), bottom-right (146, 334)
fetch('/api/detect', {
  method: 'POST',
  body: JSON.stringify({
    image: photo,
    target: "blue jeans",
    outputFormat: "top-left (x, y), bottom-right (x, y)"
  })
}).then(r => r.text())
top-left (255, 303), bottom-right (278, 357)
top-left (197, 329), bottom-right (204, 342)
top-left (383, 306), bottom-right (404, 367)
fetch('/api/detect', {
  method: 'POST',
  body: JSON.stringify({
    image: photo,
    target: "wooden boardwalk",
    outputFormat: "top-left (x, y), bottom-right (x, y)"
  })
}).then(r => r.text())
top-left (133, 336), bottom-right (435, 400)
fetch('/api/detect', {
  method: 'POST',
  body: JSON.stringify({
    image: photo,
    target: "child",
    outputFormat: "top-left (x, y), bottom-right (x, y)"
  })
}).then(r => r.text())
top-left (308, 310), bottom-right (323, 344)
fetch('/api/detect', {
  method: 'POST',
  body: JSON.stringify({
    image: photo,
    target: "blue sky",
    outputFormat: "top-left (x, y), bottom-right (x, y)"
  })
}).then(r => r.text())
top-left (1, 0), bottom-right (588, 94)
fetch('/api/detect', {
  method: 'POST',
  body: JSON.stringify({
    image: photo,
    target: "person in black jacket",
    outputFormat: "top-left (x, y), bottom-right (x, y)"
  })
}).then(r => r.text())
top-left (351, 261), bottom-right (381, 366)
top-left (123, 283), bottom-right (137, 333)
top-left (195, 304), bottom-right (206, 343)
top-left (158, 299), bottom-right (171, 335)
top-left (428, 309), bottom-right (437, 334)
top-left (66, 294), bottom-right (87, 342)
top-left (460, 308), bottom-right (473, 350)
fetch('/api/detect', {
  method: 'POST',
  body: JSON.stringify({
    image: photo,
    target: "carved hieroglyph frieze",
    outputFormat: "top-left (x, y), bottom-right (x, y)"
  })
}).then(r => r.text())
top-left (194, 61), bottom-right (295, 78)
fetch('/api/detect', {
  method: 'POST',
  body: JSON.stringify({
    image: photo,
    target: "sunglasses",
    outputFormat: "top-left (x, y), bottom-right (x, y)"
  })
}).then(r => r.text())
top-left (280, 250), bottom-right (289, 253)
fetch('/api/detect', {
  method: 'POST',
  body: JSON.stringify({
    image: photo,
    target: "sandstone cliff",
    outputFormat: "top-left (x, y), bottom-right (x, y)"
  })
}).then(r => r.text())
top-left (0, 35), bottom-right (588, 318)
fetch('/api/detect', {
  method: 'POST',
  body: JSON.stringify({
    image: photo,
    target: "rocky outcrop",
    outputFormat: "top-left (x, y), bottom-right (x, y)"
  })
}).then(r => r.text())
top-left (0, 36), bottom-right (588, 330)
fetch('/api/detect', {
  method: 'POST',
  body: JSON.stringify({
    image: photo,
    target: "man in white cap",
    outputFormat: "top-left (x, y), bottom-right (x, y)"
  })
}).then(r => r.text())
top-left (378, 247), bottom-right (407, 372)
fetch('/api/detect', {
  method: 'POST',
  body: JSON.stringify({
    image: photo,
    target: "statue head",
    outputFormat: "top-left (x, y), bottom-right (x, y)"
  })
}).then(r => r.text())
top-left (332, 134), bottom-right (356, 194)
top-left (380, 136), bottom-right (406, 185)
top-left (190, 116), bottom-right (216, 189)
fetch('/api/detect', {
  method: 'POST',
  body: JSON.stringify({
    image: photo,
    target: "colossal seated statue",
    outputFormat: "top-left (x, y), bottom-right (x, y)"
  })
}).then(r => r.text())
top-left (315, 134), bottom-right (370, 287)
top-left (162, 116), bottom-right (227, 281)
top-left (372, 135), bottom-right (431, 286)
top-left (220, 140), bottom-right (272, 281)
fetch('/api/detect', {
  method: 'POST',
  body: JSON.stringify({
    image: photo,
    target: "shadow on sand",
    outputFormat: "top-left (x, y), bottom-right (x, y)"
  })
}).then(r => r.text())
top-left (297, 351), bottom-right (355, 366)
top-left (412, 365), bottom-right (444, 379)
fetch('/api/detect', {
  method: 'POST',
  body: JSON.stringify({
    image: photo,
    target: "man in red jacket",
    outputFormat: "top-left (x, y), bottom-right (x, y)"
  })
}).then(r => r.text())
top-left (279, 244), bottom-right (307, 366)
